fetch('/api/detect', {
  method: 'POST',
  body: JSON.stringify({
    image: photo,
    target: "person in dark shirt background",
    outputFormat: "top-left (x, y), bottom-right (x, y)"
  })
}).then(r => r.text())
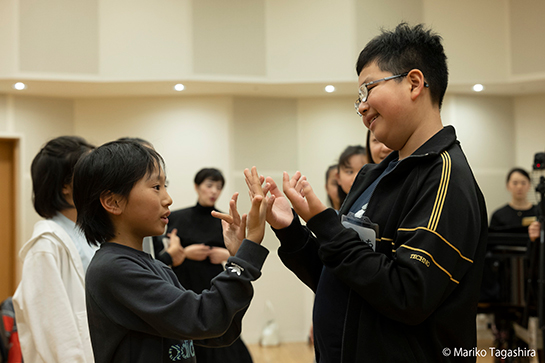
top-left (490, 168), bottom-right (537, 233)
top-left (154, 168), bottom-right (254, 363)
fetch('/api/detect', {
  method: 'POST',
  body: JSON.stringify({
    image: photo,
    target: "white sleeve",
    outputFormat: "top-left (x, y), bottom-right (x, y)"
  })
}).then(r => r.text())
top-left (15, 240), bottom-right (89, 363)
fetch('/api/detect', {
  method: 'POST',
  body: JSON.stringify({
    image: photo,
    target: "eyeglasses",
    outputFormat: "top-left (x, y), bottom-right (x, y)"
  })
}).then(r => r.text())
top-left (354, 72), bottom-right (408, 117)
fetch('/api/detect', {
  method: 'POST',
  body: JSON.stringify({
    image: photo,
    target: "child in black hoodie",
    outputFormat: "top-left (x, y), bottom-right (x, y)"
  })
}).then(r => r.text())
top-left (73, 140), bottom-right (270, 363)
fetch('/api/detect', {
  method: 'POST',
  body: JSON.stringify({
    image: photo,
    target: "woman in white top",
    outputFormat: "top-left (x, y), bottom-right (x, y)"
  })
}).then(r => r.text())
top-left (13, 136), bottom-right (95, 363)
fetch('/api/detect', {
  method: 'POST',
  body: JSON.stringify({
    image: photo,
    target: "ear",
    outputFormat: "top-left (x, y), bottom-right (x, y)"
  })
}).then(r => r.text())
top-left (100, 191), bottom-right (124, 216)
top-left (407, 69), bottom-right (428, 101)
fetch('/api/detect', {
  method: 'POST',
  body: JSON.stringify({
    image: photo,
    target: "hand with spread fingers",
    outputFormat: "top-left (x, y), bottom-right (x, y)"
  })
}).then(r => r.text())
top-left (282, 171), bottom-right (327, 223)
top-left (213, 191), bottom-right (272, 255)
top-left (212, 192), bottom-right (248, 256)
top-left (244, 166), bottom-right (294, 229)
top-left (246, 193), bottom-right (273, 244)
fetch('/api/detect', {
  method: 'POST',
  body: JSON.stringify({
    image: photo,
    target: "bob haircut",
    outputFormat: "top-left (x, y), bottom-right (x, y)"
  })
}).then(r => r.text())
top-left (73, 140), bottom-right (166, 246)
top-left (194, 168), bottom-right (225, 188)
top-left (337, 145), bottom-right (366, 206)
top-left (356, 23), bottom-right (448, 109)
top-left (31, 136), bottom-right (94, 219)
top-left (506, 168), bottom-right (531, 184)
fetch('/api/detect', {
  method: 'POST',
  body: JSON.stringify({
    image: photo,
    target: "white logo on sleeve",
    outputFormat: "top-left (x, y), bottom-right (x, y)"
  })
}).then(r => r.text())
top-left (227, 263), bottom-right (245, 276)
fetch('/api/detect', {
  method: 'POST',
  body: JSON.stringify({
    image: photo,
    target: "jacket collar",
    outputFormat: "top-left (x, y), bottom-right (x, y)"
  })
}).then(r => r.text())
top-left (19, 220), bottom-right (85, 283)
top-left (340, 125), bottom-right (458, 214)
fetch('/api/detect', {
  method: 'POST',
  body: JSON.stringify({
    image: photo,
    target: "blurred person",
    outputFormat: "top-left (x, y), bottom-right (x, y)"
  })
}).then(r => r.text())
top-left (366, 130), bottom-right (393, 164)
top-left (489, 168), bottom-right (537, 233)
top-left (325, 165), bottom-right (341, 210)
top-left (154, 168), bottom-right (254, 363)
top-left (486, 168), bottom-right (538, 354)
top-left (13, 136), bottom-right (95, 363)
top-left (336, 145), bottom-right (367, 206)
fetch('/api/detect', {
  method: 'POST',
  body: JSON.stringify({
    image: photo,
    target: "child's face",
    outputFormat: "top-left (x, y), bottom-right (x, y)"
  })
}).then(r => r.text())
top-left (120, 167), bottom-right (172, 239)
top-left (338, 154), bottom-right (367, 194)
top-left (357, 62), bottom-right (411, 151)
top-left (369, 132), bottom-right (393, 164)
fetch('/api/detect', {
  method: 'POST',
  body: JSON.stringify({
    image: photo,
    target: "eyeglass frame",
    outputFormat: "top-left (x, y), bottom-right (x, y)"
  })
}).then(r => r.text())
top-left (354, 71), bottom-right (429, 117)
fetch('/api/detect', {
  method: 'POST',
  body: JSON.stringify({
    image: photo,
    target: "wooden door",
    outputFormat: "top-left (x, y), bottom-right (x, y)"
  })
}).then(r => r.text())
top-left (0, 139), bottom-right (16, 302)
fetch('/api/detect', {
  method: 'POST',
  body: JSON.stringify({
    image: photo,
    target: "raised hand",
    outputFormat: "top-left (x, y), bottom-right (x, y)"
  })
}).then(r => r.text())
top-left (246, 194), bottom-right (272, 244)
top-left (244, 166), bottom-right (293, 229)
top-left (166, 229), bottom-right (186, 267)
top-left (282, 171), bottom-right (326, 222)
top-left (212, 192), bottom-right (248, 256)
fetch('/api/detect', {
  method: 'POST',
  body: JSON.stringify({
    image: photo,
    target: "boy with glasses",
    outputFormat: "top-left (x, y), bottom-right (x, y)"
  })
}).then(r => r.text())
top-left (245, 23), bottom-right (488, 362)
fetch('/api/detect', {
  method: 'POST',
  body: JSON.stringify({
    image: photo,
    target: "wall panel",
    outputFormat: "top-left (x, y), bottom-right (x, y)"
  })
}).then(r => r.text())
top-left (193, 0), bottom-right (266, 76)
top-left (19, 0), bottom-right (99, 74)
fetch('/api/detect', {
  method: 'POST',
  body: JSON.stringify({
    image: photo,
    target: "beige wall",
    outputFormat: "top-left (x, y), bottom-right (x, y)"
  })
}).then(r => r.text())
top-left (514, 94), bottom-right (545, 207)
top-left (424, 0), bottom-right (509, 84)
top-left (3, 0), bottom-right (537, 86)
top-left (3, 91), bottom-right (536, 343)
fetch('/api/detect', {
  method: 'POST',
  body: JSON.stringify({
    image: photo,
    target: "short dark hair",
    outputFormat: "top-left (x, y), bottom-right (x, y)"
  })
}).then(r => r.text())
top-left (73, 140), bottom-right (166, 246)
top-left (356, 23), bottom-right (448, 109)
top-left (506, 168), bottom-right (531, 183)
top-left (194, 168), bottom-right (225, 188)
top-left (338, 145), bottom-right (366, 169)
top-left (337, 145), bottom-right (366, 205)
top-left (31, 136), bottom-right (94, 218)
top-left (116, 137), bottom-right (154, 149)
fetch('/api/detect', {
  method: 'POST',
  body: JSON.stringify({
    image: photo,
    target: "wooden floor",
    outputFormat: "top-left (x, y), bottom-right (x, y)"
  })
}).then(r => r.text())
top-left (247, 339), bottom-right (495, 363)
top-left (247, 342), bottom-right (315, 363)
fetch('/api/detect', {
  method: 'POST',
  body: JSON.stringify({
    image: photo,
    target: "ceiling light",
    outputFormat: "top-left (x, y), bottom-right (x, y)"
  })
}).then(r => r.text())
top-left (472, 84), bottom-right (484, 92)
top-left (174, 84), bottom-right (185, 91)
top-left (13, 82), bottom-right (26, 90)
top-left (325, 85), bottom-right (335, 93)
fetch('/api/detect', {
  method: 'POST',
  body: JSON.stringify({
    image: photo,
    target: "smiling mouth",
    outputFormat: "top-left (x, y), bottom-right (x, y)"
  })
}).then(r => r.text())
top-left (368, 115), bottom-right (379, 127)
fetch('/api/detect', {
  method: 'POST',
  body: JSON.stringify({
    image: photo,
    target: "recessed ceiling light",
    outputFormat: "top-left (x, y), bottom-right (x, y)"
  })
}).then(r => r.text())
top-left (174, 84), bottom-right (185, 91)
top-left (325, 85), bottom-right (335, 93)
top-left (472, 84), bottom-right (484, 92)
top-left (13, 82), bottom-right (26, 90)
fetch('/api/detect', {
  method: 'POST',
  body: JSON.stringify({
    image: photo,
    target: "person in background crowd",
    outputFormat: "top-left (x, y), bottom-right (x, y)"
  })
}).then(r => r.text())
top-left (154, 168), bottom-right (254, 363)
top-left (13, 136), bottom-right (95, 363)
top-left (325, 165), bottom-right (341, 210)
top-left (366, 130), bottom-right (393, 165)
top-left (490, 168), bottom-right (537, 233)
top-left (336, 145), bottom-right (367, 206)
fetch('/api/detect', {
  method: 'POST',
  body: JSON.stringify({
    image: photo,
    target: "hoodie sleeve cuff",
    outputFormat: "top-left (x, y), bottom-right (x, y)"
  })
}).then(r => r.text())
top-left (272, 209), bottom-right (311, 254)
top-left (232, 239), bottom-right (269, 271)
top-left (306, 208), bottom-right (346, 242)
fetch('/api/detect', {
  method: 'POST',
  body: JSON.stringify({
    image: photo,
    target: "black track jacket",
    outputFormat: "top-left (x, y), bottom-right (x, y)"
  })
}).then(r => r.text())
top-left (275, 126), bottom-right (488, 362)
